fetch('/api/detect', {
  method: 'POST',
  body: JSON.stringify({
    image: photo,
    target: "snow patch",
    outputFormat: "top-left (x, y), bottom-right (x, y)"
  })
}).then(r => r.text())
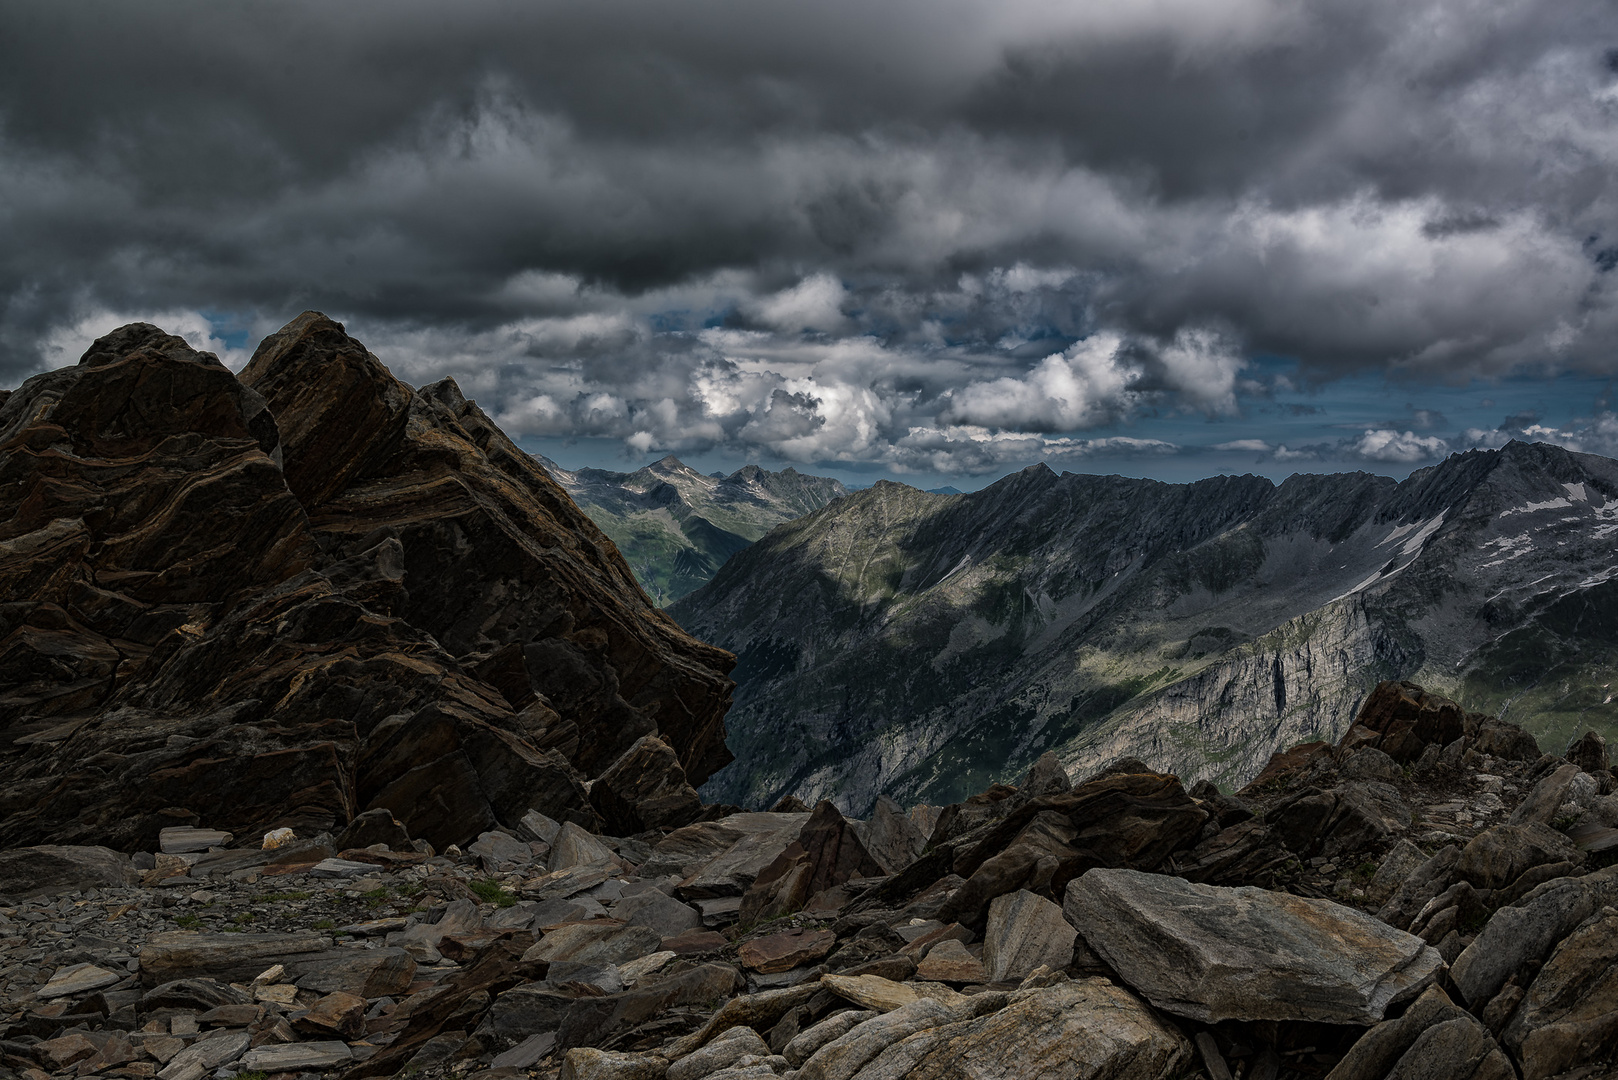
top-left (1398, 512), bottom-right (1446, 556)
top-left (1499, 497), bottom-right (1573, 517)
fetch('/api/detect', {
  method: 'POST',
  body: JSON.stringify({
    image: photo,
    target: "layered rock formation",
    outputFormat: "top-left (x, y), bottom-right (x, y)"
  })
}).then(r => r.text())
top-left (3, 682), bottom-right (1615, 1080)
top-left (0, 314), bottom-right (733, 851)
top-left (671, 445), bottom-right (1618, 814)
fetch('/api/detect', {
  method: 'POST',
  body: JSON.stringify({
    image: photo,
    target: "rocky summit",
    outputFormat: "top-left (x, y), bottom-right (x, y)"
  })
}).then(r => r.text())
top-left (1, 679), bottom-right (1616, 1080)
top-left (0, 313), bottom-right (733, 852)
top-left (670, 447), bottom-right (1618, 815)
top-left (5, 318), bottom-right (1618, 1080)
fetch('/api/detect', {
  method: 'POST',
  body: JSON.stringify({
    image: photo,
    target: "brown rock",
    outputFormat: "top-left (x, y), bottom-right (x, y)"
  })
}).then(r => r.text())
top-left (0, 314), bottom-right (734, 851)
top-left (588, 735), bottom-right (705, 835)
top-left (293, 991), bottom-right (366, 1040)
top-left (738, 928), bottom-right (836, 973)
top-left (914, 939), bottom-right (986, 983)
top-left (1342, 681), bottom-right (1467, 763)
top-left (661, 929), bottom-right (729, 955)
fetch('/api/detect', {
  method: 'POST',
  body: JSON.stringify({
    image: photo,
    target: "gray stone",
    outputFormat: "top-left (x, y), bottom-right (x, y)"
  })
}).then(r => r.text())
top-left (1501, 907), bottom-right (1618, 1080)
top-left (1367, 840), bottom-right (1427, 907)
top-left (668, 1025), bottom-right (772, 1080)
top-left (546, 961), bottom-right (625, 994)
top-left (387, 897), bottom-right (481, 961)
top-left (238, 1040), bottom-right (354, 1072)
top-left (1510, 763), bottom-right (1583, 826)
top-left (983, 889), bottom-right (1075, 983)
top-left (0, 844), bottom-right (139, 898)
top-left (471, 829), bottom-right (536, 867)
top-left (783, 1010), bottom-right (877, 1067)
top-left (528, 898), bottom-right (596, 927)
top-left (36, 962), bottom-right (122, 998)
top-left (679, 825), bottom-right (803, 899)
top-left (1065, 868), bottom-right (1444, 1024)
top-left (520, 808), bottom-right (563, 845)
top-left (492, 1032), bottom-right (558, 1069)
top-left (614, 889), bottom-right (702, 937)
top-left (333, 807), bottom-right (411, 851)
top-left (642, 813), bottom-right (809, 881)
top-left (550, 822), bottom-right (616, 871)
top-left (156, 1030), bottom-right (249, 1080)
top-left (559, 1048), bottom-right (669, 1080)
top-left (481, 985), bottom-right (577, 1042)
top-left (523, 920), bottom-right (663, 965)
top-left (158, 827), bottom-right (233, 854)
top-left (1451, 878), bottom-right (1595, 1007)
top-left (289, 946), bottom-right (416, 998)
top-left (1454, 822), bottom-right (1585, 891)
top-left (850, 796), bottom-right (927, 875)
top-left (794, 998), bottom-right (957, 1080)
top-left (309, 857), bottom-right (376, 877)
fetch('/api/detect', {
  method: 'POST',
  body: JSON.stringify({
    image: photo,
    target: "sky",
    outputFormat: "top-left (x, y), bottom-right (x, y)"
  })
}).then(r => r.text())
top-left (3, 1), bottom-right (1617, 492)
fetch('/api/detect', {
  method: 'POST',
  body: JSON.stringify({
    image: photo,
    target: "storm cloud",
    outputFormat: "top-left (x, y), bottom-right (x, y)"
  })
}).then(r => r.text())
top-left (3, 0), bottom-right (1616, 475)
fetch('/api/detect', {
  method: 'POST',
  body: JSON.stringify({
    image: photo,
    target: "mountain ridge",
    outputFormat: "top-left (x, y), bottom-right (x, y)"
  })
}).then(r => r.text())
top-left (537, 452), bottom-right (848, 605)
top-left (671, 440), bottom-right (1618, 814)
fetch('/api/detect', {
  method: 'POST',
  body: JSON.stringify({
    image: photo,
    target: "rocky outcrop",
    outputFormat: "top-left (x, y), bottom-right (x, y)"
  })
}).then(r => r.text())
top-left (4, 684), bottom-right (1617, 1080)
top-left (0, 315), bottom-right (732, 850)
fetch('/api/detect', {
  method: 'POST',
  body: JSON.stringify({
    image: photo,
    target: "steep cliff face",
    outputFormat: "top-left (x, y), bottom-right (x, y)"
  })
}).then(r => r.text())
top-left (0, 314), bottom-right (733, 850)
top-left (672, 445), bottom-right (1618, 814)
top-left (539, 454), bottom-right (848, 605)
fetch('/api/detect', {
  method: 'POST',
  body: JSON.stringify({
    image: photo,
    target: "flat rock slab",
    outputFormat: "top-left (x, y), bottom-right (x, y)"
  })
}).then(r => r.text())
top-left (821, 973), bottom-right (963, 1013)
top-left (310, 857), bottom-right (377, 877)
top-left (138, 930), bottom-right (329, 987)
top-left (0, 845), bottom-right (139, 898)
top-left (36, 963), bottom-right (122, 999)
top-left (159, 827), bottom-right (233, 854)
top-left (663, 929), bottom-right (729, 954)
top-left (523, 920), bottom-right (664, 966)
top-left (739, 928), bottom-right (836, 974)
top-left (1065, 868), bottom-right (1444, 1025)
top-left (238, 1040), bottom-right (354, 1072)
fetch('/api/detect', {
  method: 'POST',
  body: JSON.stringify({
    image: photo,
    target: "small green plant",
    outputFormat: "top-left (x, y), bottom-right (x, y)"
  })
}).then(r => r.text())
top-left (1353, 860), bottom-right (1378, 881)
top-left (399, 881), bottom-right (424, 897)
top-left (361, 886), bottom-right (391, 910)
top-left (312, 918), bottom-right (336, 930)
top-left (1553, 813), bottom-right (1582, 831)
top-left (174, 914), bottom-right (202, 929)
top-left (235, 1072), bottom-right (269, 1080)
top-left (468, 879), bottom-right (516, 907)
top-left (234, 911), bottom-right (254, 925)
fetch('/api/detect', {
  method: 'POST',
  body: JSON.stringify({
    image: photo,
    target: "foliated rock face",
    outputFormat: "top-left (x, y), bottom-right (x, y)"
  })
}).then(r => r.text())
top-left (0, 314), bottom-right (732, 850)
top-left (673, 444), bottom-right (1618, 814)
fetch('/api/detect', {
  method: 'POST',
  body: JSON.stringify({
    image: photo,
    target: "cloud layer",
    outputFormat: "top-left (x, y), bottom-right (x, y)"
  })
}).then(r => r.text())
top-left (2, 0), bottom-right (1616, 474)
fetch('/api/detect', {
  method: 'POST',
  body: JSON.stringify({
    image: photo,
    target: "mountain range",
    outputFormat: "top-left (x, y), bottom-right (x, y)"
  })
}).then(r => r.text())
top-left (670, 442), bottom-right (1618, 814)
top-left (536, 455), bottom-right (848, 605)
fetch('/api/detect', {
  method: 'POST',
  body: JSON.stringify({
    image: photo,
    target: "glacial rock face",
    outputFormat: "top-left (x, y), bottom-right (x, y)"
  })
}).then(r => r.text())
top-left (672, 445), bottom-right (1618, 812)
top-left (539, 454), bottom-right (848, 606)
top-left (0, 314), bottom-right (732, 850)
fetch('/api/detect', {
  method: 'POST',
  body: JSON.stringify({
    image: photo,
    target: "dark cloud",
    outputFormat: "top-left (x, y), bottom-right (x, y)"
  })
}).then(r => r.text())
top-left (3, 0), bottom-right (1617, 473)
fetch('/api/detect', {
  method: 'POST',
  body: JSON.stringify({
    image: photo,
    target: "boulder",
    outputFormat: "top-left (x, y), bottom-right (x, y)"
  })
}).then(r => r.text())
top-left (1342, 681), bottom-right (1467, 763)
top-left (1450, 877), bottom-right (1595, 1007)
top-left (1454, 822), bottom-right (1585, 891)
top-left (784, 1010), bottom-right (878, 1067)
top-left (833, 979), bottom-right (1190, 1080)
top-left (333, 808), bottom-right (413, 851)
top-left (559, 1049), bottom-right (672, 1080)
top-left (0, 845), bottom-right (139, 898)
top-left (1566, 729), bottom-right (1610, 775)
top-left (549, 822), bottom-right (617, 871)
top-left (523, 921), bottom-right (663, 966)
top-left (613, 890), bottom-right (702, 937)
top-left (913, 939), bottom-right (986, 984)
top-left (1265, 782), bottom-right (1410, 859)
top-left (1501, 907), bottom-right (1618, 1080)
top-left (1065, 868), bottom-right (1443, 1024)
top-left (794, 998), bottom-right (960, 1080)
top-left (851, 796), bottom-right (927, 875)
top-left (138, 930), bottom-right (329, 988)
top-left (667, 1025), bottom-right (771, 1080)
top-left (589, 735), bottom-right (705, 835)
top-left (739, 801), bottom-right (888, 923)
top-left (1510, 763), bottom-right (1585, 826)
top-left (983, 889), bottom-right (1076, 983)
